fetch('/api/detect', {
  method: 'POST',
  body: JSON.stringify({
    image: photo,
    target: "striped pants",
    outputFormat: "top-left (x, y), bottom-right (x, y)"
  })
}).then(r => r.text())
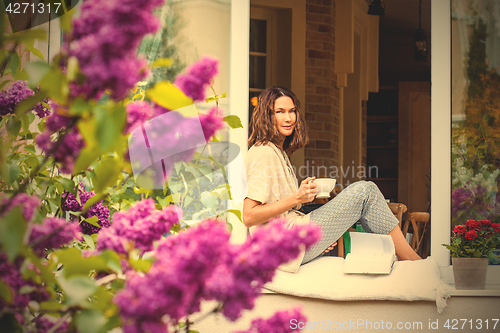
top-left (302, 181), bottom-right (399, 264)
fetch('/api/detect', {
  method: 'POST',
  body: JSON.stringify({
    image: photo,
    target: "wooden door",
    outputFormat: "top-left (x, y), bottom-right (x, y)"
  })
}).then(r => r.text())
top-left (398, 81), bottom-right (431, 214)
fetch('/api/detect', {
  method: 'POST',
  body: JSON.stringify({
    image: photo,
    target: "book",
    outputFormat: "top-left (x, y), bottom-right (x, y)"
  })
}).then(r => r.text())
top-left (343, 232), bottom-right (397, 275)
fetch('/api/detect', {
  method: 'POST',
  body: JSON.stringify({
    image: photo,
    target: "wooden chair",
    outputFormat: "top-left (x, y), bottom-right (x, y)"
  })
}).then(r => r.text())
top-left (402, 212), bottom-right (430, 257)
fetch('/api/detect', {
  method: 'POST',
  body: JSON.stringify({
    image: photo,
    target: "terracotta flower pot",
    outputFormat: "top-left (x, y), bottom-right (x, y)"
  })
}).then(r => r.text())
top-left (452, 257), bottom-right (488, 290)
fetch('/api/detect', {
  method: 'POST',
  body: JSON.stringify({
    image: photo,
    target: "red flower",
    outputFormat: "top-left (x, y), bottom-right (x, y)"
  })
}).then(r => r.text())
top-left (465, 219), bottom-right (481, 230)
top-left (464, 230), bottom-right (478, 240)
top-left (480, 219), bottom-right (492, 227)
top-left (453, 225), bottom-right (467, 235)
top-left (492, 223), bottom-right (500, 233)
top-left (484, 232), bottom-right (492, 239)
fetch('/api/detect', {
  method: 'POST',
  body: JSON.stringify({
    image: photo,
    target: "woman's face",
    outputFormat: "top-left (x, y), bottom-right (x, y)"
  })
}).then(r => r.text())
top-left (273, 96), bottom-right (297, 138)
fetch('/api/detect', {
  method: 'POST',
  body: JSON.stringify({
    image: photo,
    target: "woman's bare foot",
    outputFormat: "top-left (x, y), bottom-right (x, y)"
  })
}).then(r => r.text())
top-left (388, 225), bottom-right (422, 260)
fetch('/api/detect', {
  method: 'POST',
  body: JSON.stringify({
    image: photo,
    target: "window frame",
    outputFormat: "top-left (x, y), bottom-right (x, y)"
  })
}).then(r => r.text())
top-left (431, 0), bottom-right (500, 290)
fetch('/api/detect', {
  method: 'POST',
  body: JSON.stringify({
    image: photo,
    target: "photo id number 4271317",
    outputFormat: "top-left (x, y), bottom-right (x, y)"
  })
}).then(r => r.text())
top-left (442, 319), bottom-right (498, 330)
top-left (6, 2), bottom-right (63, 14)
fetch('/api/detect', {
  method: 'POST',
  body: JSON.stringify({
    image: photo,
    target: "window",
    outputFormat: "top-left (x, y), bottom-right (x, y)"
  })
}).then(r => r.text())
top-left (432, 0), bottom-right (500, 287)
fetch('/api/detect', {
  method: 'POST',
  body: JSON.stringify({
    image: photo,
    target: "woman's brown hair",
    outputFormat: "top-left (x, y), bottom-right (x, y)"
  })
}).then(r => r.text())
top-left (248, 86), bottom-right (309, 155)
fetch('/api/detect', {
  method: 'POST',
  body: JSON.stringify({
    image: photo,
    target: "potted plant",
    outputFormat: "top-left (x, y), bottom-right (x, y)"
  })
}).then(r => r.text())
top-left (443, 220), bottom-right (500, 289)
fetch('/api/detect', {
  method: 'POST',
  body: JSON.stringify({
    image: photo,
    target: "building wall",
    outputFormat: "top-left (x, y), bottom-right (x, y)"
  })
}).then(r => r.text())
top-left (304, 0), bottom-right (342, 177)
top-left (193, 294), bottom-right (500, 332)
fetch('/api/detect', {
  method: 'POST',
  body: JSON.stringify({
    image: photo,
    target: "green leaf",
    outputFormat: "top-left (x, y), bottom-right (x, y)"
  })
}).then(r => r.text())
top-left (69, 97), bottom-right (91, 116)
top-left (82, 192), bottom-right (107, 213)
top-left (6, 116), bottom-right (21, 138)
top-left (24, 144), bottom-right (36, 153)
top-left (225, 209), bottom-right (242, 222)
top-left (0, 207), bottom-right (26, 261)
top-left (0, 279), bottom-right (13, 303)
top-left (4, 163), bottom-right (20, 185)
top-left (4, 29), bottom-right (47, 43)
top-left (13, 68), bottom-right (28, 81)
top-left (223, 115), bottom-right (243, 129)
top-left (58, 276), bottom-right (97, 306)
top-left (7, 51), bottom-right (20, 75)
top-left (95, 104), bottom-right (126, 152)
top-left (22, 39), bottom-right (44, 60)
top-left (129, 258), bottom-right (153, 272)
top-left (83, 216), bottom-right (100, 228)
top-left (93, 156), bottom-right (122, 193)
top-left (39, 301), bottom-right (66, 313)
top-left (76, 309), bottom-right (108, 333)
top-left (82, 234), bottom-right (95, 250)
top-left (24, 61), bottom-right (50, 87)
top-left (99, 250), bottom-right (122, 274)
top-left (152, 58), bottom-right (173, 67)
top-left (147, 81), bottom-right (193, 111)
top-left (58, 177), bottom-right (76, 193)
top-left (39, 68), bottom-right (68, 103)
top-left (0, 80), bottom-right (10, 91)
top-left (15, 92), bottom-right (48, 117)
top-left (200, 191), bottom-right (217, 210)
top-left (55, 248), bottom-right (108, 278)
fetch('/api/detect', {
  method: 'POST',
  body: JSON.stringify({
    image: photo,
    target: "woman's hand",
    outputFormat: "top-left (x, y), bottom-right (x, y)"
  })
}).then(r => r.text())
top-left (295, 177), bottom-right (318, 203)
top-left (322, 242), bottom-right (337, 255)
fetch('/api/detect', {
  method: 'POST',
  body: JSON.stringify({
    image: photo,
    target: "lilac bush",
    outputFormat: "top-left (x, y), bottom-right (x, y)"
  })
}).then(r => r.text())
top-left (0, 193), bottom-right (41, 221)
top-left (97, 199), bottom-right (181, 254)
top-left (61, 184), bottom-right (110, 235)
top-left (29, 217), bottom-right (82, 257)
top-left (68, 0), bottom-right (164, 99)
top-left (174, 57), bottom-right (219, 102)
top-left (114, 219), bottom-right (320, 331)
top-left (235, 308), bottom-right (307, 333)
top-left (0, 80), bottom-right (50, 118)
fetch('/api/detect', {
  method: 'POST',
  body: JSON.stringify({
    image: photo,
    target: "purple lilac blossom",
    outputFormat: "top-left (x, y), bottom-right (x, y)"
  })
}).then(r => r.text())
top-left (200, 107), bottom-right (224, 142)
top-left (113, 218), bottom-right (320, 330)
top-left (97, 199), bottom-right (181, 254)
top-left (0, 193), bottom-right (41, 221)
top-left (128, 107), bottom-right (225, 187)
top-left (29, 217), bottom-right (82, 257)
top-left (234, 308), bottom-right (307, 333)
top-left (68, 0), bottom-right (163, 100)
top-left (61, 184), bottom-right (110, 235)
top-left (0, 80), bottom-right (33, 116)
top-left (27, 316), bottom-right (68, 333)
top-left (174, 57), bottom-right (218, 102)
top-left (0, 80), bottom-right (50, 118)
top-left (35, 128), bottom-right (85, 174)
top-left (0, 253), bottom-right (49, 310)
top-left (114, 219), bottom-right (229, 332)
top-left (125, 101), bottom-right (153, 133)
top-left (205, 218), bottom-right (321, 321)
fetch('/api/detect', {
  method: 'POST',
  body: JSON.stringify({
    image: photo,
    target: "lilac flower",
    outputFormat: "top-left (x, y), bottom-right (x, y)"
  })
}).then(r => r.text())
top-left (128, 108), bottom-right (225, 188)
top-left (113, 218), bottom-right (320, 330)
top-left (61, 184), bottom-right (110, 235)
top-left (234, 308), bottom-right (307, 333)
top-left (0, 253), bottom-right (49, 310)
top-left (0, 80), bottom-right (50, 118)
top-left (200, 107), bottom-right (224, 142)
top-left (27, 316), bottom-right (68, 333)
top-left (0, 80), bottom-right (34, 116)
top-left (35, 128), bottom-right (85, 174)
top-left (44, 106), bottom-right (71, 132)
top-left (29, 217), bottom-right (82, 257)
top-left (67, 0), bottom-right (163, 100)
top-left (206, 219), bottom-right (321, 321)
top-left (174, 57), bottom-right (218, 101)
top-left (97, 199), bottom-right (181, 254)
top-left (0, 193), bottom-right (41, 221)
top-left (114, 219), bottom-right (229, 331)
top-left (125, 101), bottom-right (153, 134)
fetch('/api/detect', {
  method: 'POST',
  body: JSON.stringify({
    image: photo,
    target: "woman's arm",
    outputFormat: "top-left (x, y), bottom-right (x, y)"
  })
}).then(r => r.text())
top-left (242, 177), bottom-right (317, 227)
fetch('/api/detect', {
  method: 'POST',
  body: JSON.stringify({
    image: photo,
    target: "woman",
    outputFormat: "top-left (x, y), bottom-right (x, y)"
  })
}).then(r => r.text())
top-left (243, 86), bottom-right (421, 273)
